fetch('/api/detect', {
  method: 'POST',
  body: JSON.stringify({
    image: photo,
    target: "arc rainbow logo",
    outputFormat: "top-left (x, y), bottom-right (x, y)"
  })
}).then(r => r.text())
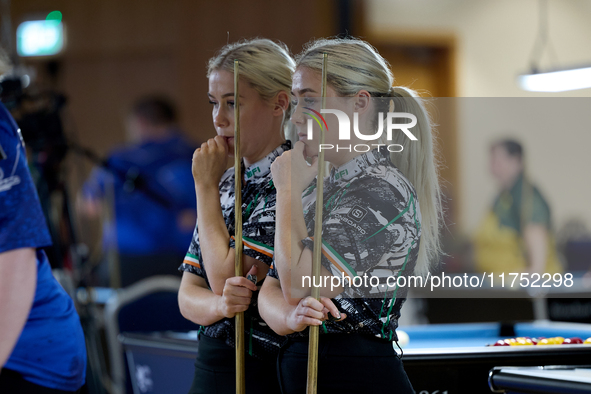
top-left (301, 103), bottom-right (418, 153)
top-left (303, 107), bottom-right (328, 139)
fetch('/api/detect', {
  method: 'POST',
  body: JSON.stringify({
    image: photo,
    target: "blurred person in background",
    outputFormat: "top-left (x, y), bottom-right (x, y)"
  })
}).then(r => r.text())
top-left (1, 52), bottom-right (86, 393)
top-left (78, 96), bottom-right (197, 287)
top-left (474, 139), bottom-right (562, 275)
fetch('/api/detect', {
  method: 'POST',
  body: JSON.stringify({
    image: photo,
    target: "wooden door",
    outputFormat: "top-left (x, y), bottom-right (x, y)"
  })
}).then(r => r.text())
top-left (369, 32), bottom-right (459, 227)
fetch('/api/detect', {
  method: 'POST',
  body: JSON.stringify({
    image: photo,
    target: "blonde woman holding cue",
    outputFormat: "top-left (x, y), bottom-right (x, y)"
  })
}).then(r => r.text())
top-left (177, 38), bottom-right (294, 394)
top-left (259, 37), bottom-right (443, 393)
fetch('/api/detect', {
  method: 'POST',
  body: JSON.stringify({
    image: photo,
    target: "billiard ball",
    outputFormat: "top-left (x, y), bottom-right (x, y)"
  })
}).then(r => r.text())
top-left (584, 338), bottom-right (591, 344)
top-left (397, 330), bottom-right (409, 348)
top-left (492, 340), bottom-right (510, 346)
top-left (563, 337), bottom-right (583, 345)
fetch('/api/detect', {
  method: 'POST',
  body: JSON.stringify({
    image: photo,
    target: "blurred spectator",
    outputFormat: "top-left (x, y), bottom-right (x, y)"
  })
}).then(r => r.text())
top-left (474, 139), bottom-right (562, 275)
top-left (78, 96), bottom-right (197, 287)
top-left (1, 99), bottom-right (86, 392)
top-left (556, 219), bottom-right (591, 273)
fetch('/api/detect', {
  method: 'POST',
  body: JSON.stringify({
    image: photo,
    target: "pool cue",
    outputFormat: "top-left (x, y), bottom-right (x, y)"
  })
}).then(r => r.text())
top-left (233, 59), bottom-right (246, 394)
top-left (306, 52), bottom-right (328, 394)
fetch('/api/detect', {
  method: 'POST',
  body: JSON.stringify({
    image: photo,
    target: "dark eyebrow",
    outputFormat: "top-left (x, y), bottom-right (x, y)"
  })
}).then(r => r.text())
top-left (207, 93), bottom-right (242, 99)
top-left (291, 88), bottom-right (318, 95)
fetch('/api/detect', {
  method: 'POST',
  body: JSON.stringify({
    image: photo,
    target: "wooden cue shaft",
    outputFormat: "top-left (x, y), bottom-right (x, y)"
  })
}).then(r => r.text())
top-left (306, 52), bottom-right (328, 394)
top-left (233, 60), bottom-right (245, 394)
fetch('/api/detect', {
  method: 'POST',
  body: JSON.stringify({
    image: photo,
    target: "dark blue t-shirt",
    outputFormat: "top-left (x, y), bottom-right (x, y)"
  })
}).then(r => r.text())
top-left (81, 134), bottom-right (196, 255)
top-left (0, 102), bottom-right (86, 391)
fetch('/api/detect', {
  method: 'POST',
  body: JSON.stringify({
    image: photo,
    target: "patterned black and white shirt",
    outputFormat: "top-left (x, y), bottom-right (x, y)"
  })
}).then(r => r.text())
top-left (179, 141), bottom-right (291, 359)
top-left (269, 147), bottom-right (421, 342)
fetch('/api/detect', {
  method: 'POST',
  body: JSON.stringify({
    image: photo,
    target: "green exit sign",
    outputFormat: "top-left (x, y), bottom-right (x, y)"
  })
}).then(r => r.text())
top-left (17, 19), bottom-right (64, 57)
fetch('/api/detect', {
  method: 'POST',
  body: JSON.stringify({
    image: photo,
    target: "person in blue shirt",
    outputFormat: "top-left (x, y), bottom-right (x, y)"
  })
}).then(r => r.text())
top-left (78, 96), bottom-right (197, 286)
top-left (0, 100), bottom-right (87, 393)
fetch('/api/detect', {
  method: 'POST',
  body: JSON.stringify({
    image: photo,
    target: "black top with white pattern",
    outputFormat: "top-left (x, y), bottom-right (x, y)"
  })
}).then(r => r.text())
top-left (179, 141), bottom-right (291, 359)
top-left (268, 147), bottom-right (421, 342)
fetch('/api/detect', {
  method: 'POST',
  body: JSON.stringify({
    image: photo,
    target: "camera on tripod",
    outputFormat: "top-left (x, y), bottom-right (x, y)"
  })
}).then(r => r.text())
top-left (1, 64), bottom-right (73, 270)
top-left (0, 68), bottom-right (67, 162)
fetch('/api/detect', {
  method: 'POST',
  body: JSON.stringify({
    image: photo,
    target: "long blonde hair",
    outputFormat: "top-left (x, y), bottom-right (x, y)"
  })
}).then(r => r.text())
top-left (207, 38), bottom-right (296, 142)
top-left (296, 38), bottom-right (443, 276)
top-left (0, 47), bottom-right (11, 75)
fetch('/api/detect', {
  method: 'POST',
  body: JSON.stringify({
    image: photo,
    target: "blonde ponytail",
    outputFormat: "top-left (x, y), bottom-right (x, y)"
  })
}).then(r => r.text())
top-left (383, 87), bottom-right (443, 276)
top-left (0, 47), bottom-right (11, 75)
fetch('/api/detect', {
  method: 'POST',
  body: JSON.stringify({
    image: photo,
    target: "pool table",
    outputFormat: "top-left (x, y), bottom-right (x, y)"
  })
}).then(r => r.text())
top-left (400, 321), bottom-right (591, 394)
top-left (488, 366), bottom-right (591, 393)
top-left (118, 321), bottom-right (591, 394)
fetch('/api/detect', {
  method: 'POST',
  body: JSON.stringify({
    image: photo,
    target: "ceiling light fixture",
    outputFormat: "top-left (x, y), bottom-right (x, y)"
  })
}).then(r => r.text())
top-left (518, 0), bottom-right (591, 92)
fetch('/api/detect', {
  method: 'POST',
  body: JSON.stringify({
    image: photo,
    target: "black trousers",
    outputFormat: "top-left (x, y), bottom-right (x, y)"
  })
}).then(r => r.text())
top-left (0, 368), bottom-right (81, 394)
top-left (187, 335), bottom-right (281, 394)
top-left (277, 334), bottom-right (415, 394)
